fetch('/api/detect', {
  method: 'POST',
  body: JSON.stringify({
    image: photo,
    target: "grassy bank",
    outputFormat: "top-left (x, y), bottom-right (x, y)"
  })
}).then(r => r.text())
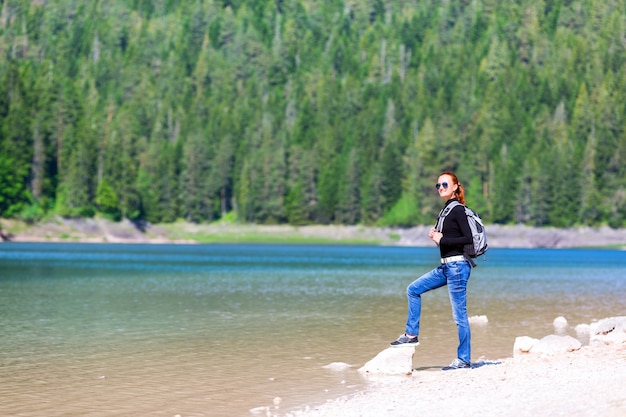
top-left (157, 222), bottom-right (392, 245)
top-left (0, 217), bottom-right (397, 245)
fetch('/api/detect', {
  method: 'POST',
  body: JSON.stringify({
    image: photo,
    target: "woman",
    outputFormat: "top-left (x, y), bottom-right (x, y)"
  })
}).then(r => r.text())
top-left (390, 171), bottom-right (474, 370)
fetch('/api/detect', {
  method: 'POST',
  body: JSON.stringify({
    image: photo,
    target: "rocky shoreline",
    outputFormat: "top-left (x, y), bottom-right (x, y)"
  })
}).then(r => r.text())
top-left (1, 217), bottom-right (625, 249)
top-left (275, 316), bottom-right (626, 417)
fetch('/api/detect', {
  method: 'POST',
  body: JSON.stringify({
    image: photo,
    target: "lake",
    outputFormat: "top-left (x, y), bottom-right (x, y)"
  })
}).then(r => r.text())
top-left (1, 243), bottom-right (625, 417)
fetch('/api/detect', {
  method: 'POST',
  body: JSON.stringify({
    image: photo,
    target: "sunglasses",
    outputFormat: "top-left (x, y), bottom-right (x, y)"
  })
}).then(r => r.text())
top-left (435, 182), bottom-right (449, 190)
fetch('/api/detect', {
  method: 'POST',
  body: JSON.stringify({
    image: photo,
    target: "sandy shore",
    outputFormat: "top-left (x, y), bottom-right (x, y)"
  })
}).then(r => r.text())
top-left (282, 322), bottom-right (626, 417)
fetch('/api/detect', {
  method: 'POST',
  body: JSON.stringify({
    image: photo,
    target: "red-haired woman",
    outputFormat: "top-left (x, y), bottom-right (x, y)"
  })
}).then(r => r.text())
top-left (390, 171), bottom-right (474, 370)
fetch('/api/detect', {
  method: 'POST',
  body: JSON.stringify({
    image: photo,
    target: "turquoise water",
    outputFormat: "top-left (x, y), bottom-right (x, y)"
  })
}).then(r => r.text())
top-left (1, 243), bottom-right (625, 417)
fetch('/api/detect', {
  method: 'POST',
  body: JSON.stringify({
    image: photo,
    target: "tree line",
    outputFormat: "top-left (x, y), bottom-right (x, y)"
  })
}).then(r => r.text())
top-left (0, 0), bottom-right (625, 228)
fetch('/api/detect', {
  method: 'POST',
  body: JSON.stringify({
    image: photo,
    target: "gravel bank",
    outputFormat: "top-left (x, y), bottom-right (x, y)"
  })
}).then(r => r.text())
top-left (1, 217), bottom-right (625, 249)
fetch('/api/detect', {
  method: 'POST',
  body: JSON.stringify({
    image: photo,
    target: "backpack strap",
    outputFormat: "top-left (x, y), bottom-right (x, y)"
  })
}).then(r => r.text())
top-left (464, 251), bottom-right (477, 268)
top-left (435, 200), bottom-right (461, 232)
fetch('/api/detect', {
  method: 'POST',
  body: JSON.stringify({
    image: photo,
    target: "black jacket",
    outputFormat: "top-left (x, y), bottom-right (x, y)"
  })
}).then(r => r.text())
top-left (438, 199), bottom-right (473, 258)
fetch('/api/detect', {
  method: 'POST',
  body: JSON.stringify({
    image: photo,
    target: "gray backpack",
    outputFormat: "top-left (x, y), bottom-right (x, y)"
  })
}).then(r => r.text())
top-left (436, 201), bottom-right (488, 266)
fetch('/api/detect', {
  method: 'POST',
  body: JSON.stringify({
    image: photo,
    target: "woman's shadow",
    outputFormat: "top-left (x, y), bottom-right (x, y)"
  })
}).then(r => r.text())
top-left (415, 360), bottom-right (501, 371)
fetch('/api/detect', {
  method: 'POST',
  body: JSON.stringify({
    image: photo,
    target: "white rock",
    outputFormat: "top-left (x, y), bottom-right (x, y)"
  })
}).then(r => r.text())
top-left (469, 315), bottom-right (489, 325)
top-left (529, 334), bottom-right (581, 356)
top-left (358, 347), bottom-right (415, 375)
top-left (589, 316), bottom-right (626, 345)
top-left (513, 336), bottom-right (539, 355)
top-left (322, 362), bottom-right (351, 371)
top-left (553, 316), bottom-right (568, 329)
top-left (249, 406), bottom-right (270, 415)
top-left (575, 323), bottom-right (590, 338)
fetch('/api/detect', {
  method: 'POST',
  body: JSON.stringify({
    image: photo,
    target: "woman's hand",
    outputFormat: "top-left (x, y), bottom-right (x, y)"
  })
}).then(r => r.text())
top-left (429, 228), bottom-right (443, 246)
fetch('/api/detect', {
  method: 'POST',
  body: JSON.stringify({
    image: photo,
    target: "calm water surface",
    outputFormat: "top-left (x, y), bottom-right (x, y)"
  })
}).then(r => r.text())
top-left (1, 243), bottom-right (625, 417)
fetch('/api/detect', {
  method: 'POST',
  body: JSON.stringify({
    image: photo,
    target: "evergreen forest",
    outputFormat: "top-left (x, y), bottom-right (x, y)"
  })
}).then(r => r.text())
top-left (1, 0), bottom-right (625, 228)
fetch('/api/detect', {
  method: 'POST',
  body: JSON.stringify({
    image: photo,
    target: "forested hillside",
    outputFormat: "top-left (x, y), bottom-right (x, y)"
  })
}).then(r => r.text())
top-left (1, 0), bottom-right (625, 227)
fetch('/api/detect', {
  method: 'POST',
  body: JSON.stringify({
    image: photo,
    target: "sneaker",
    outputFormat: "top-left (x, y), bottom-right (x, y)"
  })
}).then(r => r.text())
top-left (442, 358), bottom-right (471, 370)
top-left (390, 334), bottom-right (419, 347)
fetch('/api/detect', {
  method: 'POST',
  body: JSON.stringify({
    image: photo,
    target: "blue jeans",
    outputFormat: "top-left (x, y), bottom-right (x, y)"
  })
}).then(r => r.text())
top-left (405, 260), bottom-right (472, 363)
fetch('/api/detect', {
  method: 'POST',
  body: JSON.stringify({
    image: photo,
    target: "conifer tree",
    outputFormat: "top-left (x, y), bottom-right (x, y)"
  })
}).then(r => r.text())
top-left (180, 132), bottom-right (211, 222)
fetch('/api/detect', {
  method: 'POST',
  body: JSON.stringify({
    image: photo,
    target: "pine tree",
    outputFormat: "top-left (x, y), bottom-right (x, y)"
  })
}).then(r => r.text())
top-left (336, 148), bottom-right (361, 225)
top-left (362, 164), bottom-right (384, 225)
top-left (180, 132), bottom-right (211, 222)
top-left (208, 136), bottom-right (235, 218)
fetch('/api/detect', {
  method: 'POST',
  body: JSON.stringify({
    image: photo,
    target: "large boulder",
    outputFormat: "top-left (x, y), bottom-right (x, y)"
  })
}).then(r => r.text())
top-left (513, 336), bottom-right (540, 355)
top-left (530, 334), bottom-right (581, 355)
top-left (589, 316), bottom-right (626, 346)
top-left (358, 347), bottom-right (415, 376)
top-left (514, 334), bottom-right (581, 357)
